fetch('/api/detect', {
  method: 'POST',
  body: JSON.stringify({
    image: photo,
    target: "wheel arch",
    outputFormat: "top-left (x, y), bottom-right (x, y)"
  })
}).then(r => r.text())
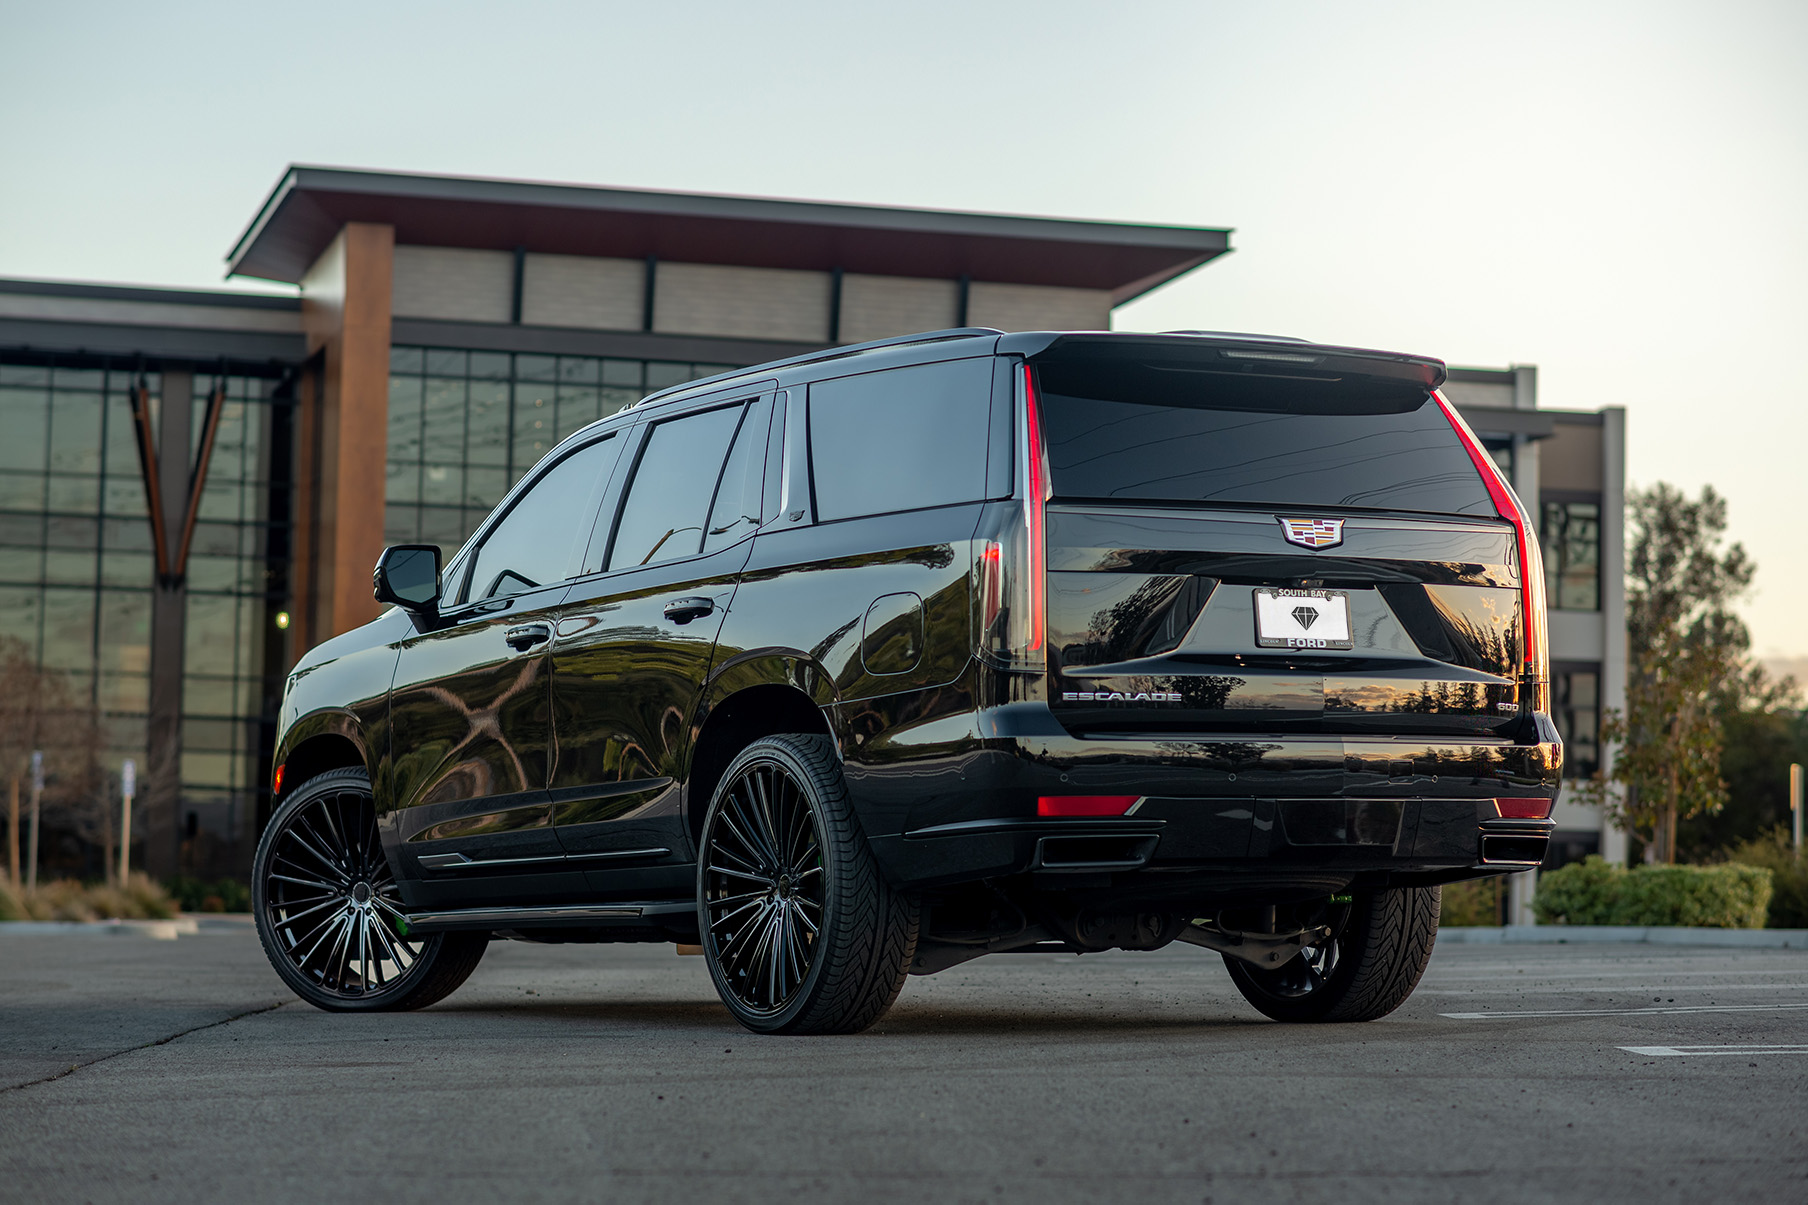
top-left (276, 712), bottom-right (373, 801)
top-left (685, 681), bottom-right (833, 846)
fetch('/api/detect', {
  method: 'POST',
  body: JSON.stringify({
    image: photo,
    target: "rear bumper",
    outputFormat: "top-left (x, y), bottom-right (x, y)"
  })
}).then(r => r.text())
top-left (849, 702), bottom-right (1562, 891)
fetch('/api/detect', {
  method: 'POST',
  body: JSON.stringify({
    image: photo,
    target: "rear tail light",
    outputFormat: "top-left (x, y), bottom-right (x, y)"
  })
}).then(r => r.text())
top-left (1038, 795), bottom-right (1140, 817)
top-left (1433, 391), bottom-right (1549, 702)
top-left (975, 365), bottom-right (1049, 668)
top-left (1495, 797), bottom-right (1554, 820)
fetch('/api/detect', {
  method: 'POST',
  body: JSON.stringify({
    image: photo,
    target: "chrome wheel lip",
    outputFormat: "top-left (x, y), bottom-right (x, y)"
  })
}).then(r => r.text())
top-left (700, 758), bottom-right (826, 1017)
top-left (260, 784), bottom-right (428, 1001)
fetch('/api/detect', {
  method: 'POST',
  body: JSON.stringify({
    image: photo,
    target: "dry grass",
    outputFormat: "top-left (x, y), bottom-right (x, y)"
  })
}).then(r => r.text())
top-left (0, 873), bottom-right (178, 921)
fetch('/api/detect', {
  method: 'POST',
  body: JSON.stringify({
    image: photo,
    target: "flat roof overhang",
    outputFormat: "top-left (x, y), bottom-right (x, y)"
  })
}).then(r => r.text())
top-left (226, 167), bottom-right (1232, 304)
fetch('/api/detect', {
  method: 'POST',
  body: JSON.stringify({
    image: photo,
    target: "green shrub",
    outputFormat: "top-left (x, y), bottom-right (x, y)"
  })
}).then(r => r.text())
top-left (1438, 876), bottom-right (1504, 926)
top-left (1533, 856), bottom-right (1772, 928)
top-left (166, 875), bottom-right (252, 914)
top-left (0, 879), bottom-right (23, 921)
top-left (1717, 831), bottom-right (1808, 928)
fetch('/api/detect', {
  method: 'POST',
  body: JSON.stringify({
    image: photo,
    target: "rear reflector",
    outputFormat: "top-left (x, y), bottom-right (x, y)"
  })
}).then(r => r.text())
top-left (1038, 795), bottom-right (1140, 817)
top-left (273, 763), bottom-right (285, 796)
top-left (1495, 797), bottom-right (1553, 820)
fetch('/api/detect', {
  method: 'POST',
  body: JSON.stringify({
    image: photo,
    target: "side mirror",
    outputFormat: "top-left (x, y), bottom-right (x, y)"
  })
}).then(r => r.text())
top-left (373, 545), bottom-right (442, 619)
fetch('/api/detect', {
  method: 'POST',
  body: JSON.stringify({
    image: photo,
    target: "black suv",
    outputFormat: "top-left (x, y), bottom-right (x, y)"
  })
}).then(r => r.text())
top-left (254, 329), bottom-right (1561, 1033)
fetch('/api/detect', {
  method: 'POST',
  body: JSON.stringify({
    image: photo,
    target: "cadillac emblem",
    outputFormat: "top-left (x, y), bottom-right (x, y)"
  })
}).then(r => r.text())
top-left (1278, 517), bottom-right (1345, 550)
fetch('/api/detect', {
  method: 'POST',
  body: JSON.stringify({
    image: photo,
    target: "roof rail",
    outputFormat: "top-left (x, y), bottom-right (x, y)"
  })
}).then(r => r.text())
top-left (630, 327), bottom-right (1005, 410)
top-left (1158, 330), bottom-right (1312, 343)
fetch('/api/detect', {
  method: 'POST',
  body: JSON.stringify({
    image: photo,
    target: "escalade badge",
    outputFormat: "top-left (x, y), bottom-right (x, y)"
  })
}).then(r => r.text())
top-left (1279, 517), bottom-right (1345, 549)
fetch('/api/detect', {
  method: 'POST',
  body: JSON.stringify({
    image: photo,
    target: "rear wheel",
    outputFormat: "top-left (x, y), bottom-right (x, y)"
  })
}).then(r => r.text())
top-left (253, 767), bottom-right (487, 1012)
top-left (698, 734), bottom-right (918, 1034)
top-left (1223, 886), bottom-right (1440, 1022)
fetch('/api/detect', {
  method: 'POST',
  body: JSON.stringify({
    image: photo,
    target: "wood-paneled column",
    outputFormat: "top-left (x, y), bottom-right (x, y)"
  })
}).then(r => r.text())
top-left (293, 223), bottom-right (395, 651)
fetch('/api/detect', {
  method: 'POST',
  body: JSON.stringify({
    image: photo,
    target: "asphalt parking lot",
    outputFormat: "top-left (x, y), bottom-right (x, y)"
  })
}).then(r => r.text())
top-left (1, 924), bottom-right (1803, 1204)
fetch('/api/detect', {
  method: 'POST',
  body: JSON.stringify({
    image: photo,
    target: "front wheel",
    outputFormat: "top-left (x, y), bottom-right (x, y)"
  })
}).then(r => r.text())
top-left (253, 767), bottom-right (488, 1012)
top-left (1223, 886), bottom-right (1440, 1023)
top-left (697, 734), bottom-right (918, 1034)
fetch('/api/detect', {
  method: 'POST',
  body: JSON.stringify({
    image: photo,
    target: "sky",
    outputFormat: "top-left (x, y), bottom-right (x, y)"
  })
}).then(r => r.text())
top-left (2, 0), bottom-right (1805, 667)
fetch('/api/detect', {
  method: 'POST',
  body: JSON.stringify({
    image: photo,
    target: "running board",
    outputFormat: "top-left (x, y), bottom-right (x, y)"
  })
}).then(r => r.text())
top-left (401, 900), bottom-right (696, 934)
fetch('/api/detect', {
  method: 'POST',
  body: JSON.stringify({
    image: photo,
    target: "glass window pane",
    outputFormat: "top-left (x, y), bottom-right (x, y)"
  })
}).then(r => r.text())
top-left (185, 595), bottom-right (241, 677)
top-left (0, 471), bottom-right (46, 510)
top-left (608, 407), bottom-right (743, 571)
top-left (464, 435), bottom-right (617, 600)
top-left (389, 346), bottom-right (424, 374)
top-left (0, 586), bottom-right (40, 647)
top-left (809, 360), bottom-right (992, 522)
top-left (49, 393), bottom-right (102, 474)
top-left (1037, 360), bottom-right (1494, 517)
top-left (422, 379), bottom-right (466, 462)
top-left (0, 387), bottom-right (49, 472)
top-left (99, 591), bottom-right (150, 673)
top-left (467, 381), bottom-right (510, 467)
top-left (40, 587), bottom-right (94, 669)
top-left (704, 399), bottom-right (770, 553)
top-left (46, 475), bottom-right (99, 512)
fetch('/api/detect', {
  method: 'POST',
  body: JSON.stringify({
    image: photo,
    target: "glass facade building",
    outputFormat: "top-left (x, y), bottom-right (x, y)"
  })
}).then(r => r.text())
top-left (0, 355), bottom-right (292, 872)
top-left (383, 347), bottom-right (733, 558)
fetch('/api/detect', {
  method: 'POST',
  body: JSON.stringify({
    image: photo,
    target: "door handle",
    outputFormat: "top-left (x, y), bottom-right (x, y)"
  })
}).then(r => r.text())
top-left (504, 622), bottom-right (553, 651)
top-left (663, 596), bottom-right (716, 625)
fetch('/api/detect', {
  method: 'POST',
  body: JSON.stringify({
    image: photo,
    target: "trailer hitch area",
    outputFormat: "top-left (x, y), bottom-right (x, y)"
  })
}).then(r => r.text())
top-left (1176, 920), bottom-right (1333, 969)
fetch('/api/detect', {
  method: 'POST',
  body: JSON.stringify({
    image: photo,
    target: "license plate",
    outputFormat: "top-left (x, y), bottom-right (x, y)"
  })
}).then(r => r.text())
top-left (1253, 588), bottom-right (1353, 650)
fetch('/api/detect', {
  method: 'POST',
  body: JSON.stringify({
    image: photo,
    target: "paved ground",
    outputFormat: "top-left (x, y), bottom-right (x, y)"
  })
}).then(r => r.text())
top-left (1, 923), bottom-right (1804, 1204)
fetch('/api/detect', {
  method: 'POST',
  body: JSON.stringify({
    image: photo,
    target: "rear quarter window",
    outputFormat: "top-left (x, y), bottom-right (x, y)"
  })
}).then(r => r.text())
top-left (808, 359), bottom-right (993, 522)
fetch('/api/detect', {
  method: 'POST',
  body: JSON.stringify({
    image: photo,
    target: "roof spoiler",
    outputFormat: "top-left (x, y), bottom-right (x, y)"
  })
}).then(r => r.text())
top-left (1001, 331), bottom-right (1447, 391)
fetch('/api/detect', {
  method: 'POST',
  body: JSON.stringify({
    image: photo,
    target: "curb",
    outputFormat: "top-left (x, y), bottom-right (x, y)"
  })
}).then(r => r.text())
top-left (1438, 925), bottom-right (1808, 949)
top-left (0, 914), bottom-right (252, 939)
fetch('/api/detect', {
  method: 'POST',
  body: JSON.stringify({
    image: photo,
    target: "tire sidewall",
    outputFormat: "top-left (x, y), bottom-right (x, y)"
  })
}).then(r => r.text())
top-left (696, 737), bottom-right (841, 1034)
top-left (1223, 899), bottom-right (1372, 1023)
top-left (253, 767), bottom-right (445, 1012)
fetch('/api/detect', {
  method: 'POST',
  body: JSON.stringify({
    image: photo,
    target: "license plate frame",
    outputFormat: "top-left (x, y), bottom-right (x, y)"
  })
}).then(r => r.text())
top-left (1253, 588), bottom-right (1354, 650)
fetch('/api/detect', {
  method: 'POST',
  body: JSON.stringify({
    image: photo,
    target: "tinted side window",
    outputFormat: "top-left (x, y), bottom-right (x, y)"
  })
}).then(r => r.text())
top-left (808, 358), bottom-right (992, 522)
top-left (607, 404), bottom-right (745, 571)
top-left (703, 397), bottom-right (771, 554)
top-left (464, 435), bottom-right (617, 602)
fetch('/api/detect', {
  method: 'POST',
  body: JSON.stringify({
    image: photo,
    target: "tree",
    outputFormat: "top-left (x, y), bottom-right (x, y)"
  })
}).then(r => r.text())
top-left (0, 637), bottom-right (110, 882)
top-left (1589, 484), bottom-right (1770, 863)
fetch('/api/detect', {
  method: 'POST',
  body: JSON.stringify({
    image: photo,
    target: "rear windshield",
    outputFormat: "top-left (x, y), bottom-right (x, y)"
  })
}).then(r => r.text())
top-left (1035, 359), bottom-right (1495, 516)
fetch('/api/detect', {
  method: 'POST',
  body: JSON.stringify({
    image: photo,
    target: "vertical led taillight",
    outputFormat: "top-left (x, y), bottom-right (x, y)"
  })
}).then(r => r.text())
top-left (1433, 390), bottom-right (1550, 706)
top-left (1021, 364), bottom-right (1048, 657)
top-left (974, 364), bottom-right (1049, 669)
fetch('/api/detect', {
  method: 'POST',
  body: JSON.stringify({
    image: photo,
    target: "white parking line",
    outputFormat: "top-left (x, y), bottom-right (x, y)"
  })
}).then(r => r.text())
top-left (1440, 1002), bottom-right (1808, 1019)
top-left (1621, 1044), bottom-right (1808, 1057)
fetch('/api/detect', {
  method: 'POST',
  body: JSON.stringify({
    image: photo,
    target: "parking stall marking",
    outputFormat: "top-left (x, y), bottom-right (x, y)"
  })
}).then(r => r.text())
top-left (1620, 1044), bottom-right (1808, 1057)
top-left (1440, 1002), bottom-right (1808, 1019)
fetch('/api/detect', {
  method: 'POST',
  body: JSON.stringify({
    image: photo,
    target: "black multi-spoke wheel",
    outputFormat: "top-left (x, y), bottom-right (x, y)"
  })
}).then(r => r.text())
top-left (1223, 886), bottom-right (1441, 1023)
top-left (253, 768), bottom-right (487, 1012)
top-left (698, 735), bottom-right (917, 1035)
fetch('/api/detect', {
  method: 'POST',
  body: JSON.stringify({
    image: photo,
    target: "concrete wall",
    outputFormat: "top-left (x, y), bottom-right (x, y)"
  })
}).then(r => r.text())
top-left (386, 246), bottom-right (1119, 340)
top-left (654, 263), bottom-right (832, 342)
top-left (840, 274), bottom-right (959, 343)
top-left (391, 246), bottom-right (513, 323)
top-left (967, 282), bottom-right (1111, 332)
top-left (520, 254), bottom-right (643, 331)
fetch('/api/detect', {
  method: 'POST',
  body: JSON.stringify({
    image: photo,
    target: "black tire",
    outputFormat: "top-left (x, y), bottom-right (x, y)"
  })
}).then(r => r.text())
top-left (253, 767), bottom-right (487, 1012)
top-left (1223, 886), bottom-right (1440, 1023)
top-left (697, 734), bottom-right (918, 1035)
